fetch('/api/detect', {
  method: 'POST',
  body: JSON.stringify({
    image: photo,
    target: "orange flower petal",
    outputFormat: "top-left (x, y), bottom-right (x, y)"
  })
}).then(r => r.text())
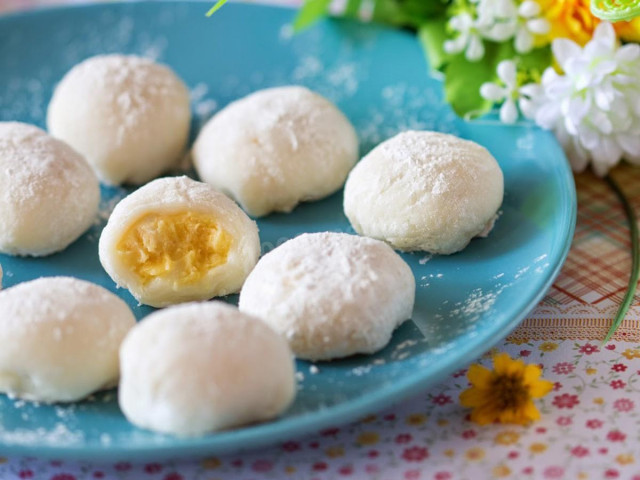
top-left (460, 387), bottom-right (486, 408)
top-left (529, 379), bottom-right (554, 398)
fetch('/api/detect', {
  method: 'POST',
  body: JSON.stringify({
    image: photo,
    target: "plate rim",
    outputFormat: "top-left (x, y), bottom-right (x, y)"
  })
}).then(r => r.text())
top-left (0, 0), bottom-right (577, 460)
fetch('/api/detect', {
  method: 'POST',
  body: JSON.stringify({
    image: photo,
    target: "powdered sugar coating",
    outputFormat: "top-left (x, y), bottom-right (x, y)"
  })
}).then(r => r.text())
top-left (344, 131), bottom-right (504, 254)
top-left (99, 176), bottom-right (261, 307)
top-left (0, 277), bottom-right (135, 402)
top-left (239, 232), bottom-right (415, 361)
top-left (0, 122), bottom-right (99, 257)
top-left (47, 54), bottom-right (190, 185)
top-left (119, 301), bottom-right (295, 436)
top-left (192, 86), bottom-right (358, 217)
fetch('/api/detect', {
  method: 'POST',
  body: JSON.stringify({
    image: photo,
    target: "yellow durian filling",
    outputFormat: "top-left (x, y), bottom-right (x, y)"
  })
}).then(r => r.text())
top-left (116, 211), bottom-right (231, 287)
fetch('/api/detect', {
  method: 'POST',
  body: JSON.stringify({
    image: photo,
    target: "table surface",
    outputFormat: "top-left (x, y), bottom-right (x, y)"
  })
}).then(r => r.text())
top-left (1, 1), bottom-right (640, 479)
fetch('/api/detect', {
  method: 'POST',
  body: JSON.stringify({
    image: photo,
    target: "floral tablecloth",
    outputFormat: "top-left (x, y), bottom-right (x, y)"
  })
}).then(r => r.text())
top-left (2, 1), bottom-right (640, 479)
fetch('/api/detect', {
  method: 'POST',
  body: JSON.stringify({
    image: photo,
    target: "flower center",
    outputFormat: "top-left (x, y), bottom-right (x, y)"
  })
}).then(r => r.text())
top-left (491, 374), bottom-right (528, 409)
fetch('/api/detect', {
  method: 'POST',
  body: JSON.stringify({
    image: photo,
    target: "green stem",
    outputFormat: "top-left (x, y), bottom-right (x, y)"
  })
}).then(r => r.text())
top-left (603, 174), bottom-right (640, 344)
top-left (205, 0), bottom-right (229, 17)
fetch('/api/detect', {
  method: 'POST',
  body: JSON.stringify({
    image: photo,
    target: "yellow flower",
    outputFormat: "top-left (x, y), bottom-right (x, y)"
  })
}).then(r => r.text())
top-left (494, 430), bottom-right (520, 446)
top-left (539, 342), bottom-right (558, 352)
top-left (493, 465), bottom-right (512, 477)
top-left (465, 447), bottom-right (485, 461)
top-left (614, 18), bottom-right (640, 42)
top-left (537, 0), bottom-right (599, 45)
top-left (460, 353), bottom-right (553, 425)
top-left (444, 448), bottom-right (455, 458)
top-left (405, 413), bottom-right (427, 426)
top-left (616, 453), bottom-right (635, 465)
top-left (530, 442), bottom-right (548, 454)
top-left (437, 418), bottom-right (449, 427)
top-left (356, 431), bottom-right (379, 446)
top-left (586, 368), bottom-right (597, 375)
top-left (325, 446), bottom-right (344, 458)
top-left (285, 466), bottom-right (297, 474)
top-left (201, 458), bottom-right (221, 470)
top-left (622, 348), bottom-right (640, 360)
top-left (593, 397), bottom-right (605, 405)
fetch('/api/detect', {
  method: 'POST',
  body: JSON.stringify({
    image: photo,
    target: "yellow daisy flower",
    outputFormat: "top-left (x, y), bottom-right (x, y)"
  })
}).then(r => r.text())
top-left (593, 397), bottom-right (605, 405)
top-left (493, 465), bottom-right (512, 477)
top-left (622, 348), bottom-right (640, 360)
top-left (460, 353), bottom-right (553, 425)
top-left (586, 368), bottom-right (597, 375)
top-left (465, 447), bottom-right (485, 461)
top-left (494, 430), bottom-right (520, 446)
top-left (405, 413), bottom-right (428, 426)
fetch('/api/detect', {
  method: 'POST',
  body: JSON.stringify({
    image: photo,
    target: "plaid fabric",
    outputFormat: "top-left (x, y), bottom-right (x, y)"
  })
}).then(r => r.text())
top-left (512, 163), bottom-right (640, 341)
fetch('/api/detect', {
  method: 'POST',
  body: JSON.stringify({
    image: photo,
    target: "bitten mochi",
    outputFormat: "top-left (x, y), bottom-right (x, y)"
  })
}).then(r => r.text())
top-left (99, 176), bottom-right (261, 308)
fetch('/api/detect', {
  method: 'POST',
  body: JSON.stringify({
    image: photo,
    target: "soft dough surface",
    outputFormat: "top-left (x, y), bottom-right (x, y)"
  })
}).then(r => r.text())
top-left (343, 131), bottom-right (504, 254)
top-left (239, 232), bottom-right (415, 361)
top-left (0, 277), bottom-right (136, 403)
top-left (47, 54), bottom-right (191, 185)
top-left (99, 176), bottom-right (261, 307)
top-left (119, 302), bottom-right (296, 436)
top-left (0, 122), bottom-right (99, 256)
top-left (192, 86), bottom-right (359, 217)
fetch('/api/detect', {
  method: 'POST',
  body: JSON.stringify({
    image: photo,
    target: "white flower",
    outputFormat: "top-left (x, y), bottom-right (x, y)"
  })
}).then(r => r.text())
top-left (444, 12), bottom-right (485, 61)
top-left (514, 1), bottom-right (550, 53)
top-left (480, 60), bottom-right (541, 124)
top-left (477, 0), bottom-right (518, 42)
top-left (524, 22), bottom-right (640, 175)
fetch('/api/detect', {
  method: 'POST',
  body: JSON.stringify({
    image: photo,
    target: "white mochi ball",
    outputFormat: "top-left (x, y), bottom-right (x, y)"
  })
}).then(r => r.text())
top-left (99, 176), bottom-right (261, 308)
top-left (0, 277), bottom-right (136, 403)
top-left (119, 301), bottom-right (296, 436)
top-left (47, 54), bottom-right (191, 186)
top-left (344, 131), bottom-right (504, 254)
top-left (0, 122), bottom-right (99, 257)
top-left (239, 232), bottom-right (415, 361)
top-left (192, 86), bottom-right (359, 217)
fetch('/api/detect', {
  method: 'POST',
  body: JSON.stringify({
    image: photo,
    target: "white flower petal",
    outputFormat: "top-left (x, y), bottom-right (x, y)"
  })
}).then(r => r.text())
top-left (616, 44), bottom-right (640, 63)
top-left (465, 34), bottom-right (485, 61)
top-left (552, 39), bottom-right (582, 71)
top-left (519, 83), bottom-right (543, 98)
top-left (515, 28), bottom-right (534, 53)
top-left (500, 99), bottom-right (519, 124)
top-left (518, 0), bottom-right (541, 18)
top-left (617, 133), bottom-right (640, 156)
top-left (497, 60), bottom-right (518, 86)
top-left (535, 102), bottom-right (561, 129)
top-left (444, 36), bottom-right (467, 54)
top-left (527, 18), bottom-right (550, 35)
top-left (592, 22), bottom-right (617, 51)
top-left (480, 82), bottom-right (507, 101)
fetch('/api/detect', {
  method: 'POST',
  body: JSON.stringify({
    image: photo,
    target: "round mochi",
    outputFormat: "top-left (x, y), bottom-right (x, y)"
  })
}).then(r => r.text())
top-left (99, 176), bottom-right (261, 308)
top-left (119, 301), bottom-right (296, 436)
top-left (192, 86), bottom-right (359, 217)
top-left (239, 232), bottom-right (415, 361)
top-left (0, 277), bottom-right (136, 403)
top-left (47, 54), bottom-right (191, 186)
top-left (344, 131), bottom-right (504, 254)
top-left (0, 122), bottom-right (99, 257)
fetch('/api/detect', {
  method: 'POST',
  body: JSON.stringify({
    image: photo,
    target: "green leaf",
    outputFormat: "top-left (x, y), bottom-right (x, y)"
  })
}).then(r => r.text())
top-left (344, 0), bottom-right (362, 18)
top-left (373, 0), bottom-right (450, 29)
top-left (603, 174), bottom-right (639, 344)
top-left (443, 41), bottom-right (516, 117)
top-left (293, 0), bottom-right (333, 32)
top-left (205, 0), bottom-right (229, 17)
top-left (418, 18), bottom-right (449, 72)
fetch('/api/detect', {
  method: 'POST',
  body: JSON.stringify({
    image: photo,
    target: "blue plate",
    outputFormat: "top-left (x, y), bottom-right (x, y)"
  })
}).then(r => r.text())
top-left (0, 1), bottom-right (576, 461)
